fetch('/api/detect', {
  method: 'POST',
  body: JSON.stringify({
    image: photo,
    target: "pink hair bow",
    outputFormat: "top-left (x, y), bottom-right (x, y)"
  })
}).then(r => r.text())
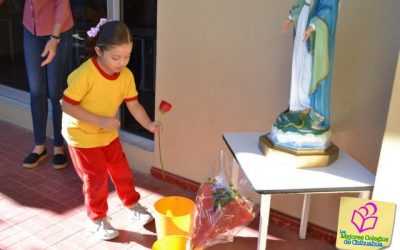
top-left (87, 18), bottom-right (108, 38)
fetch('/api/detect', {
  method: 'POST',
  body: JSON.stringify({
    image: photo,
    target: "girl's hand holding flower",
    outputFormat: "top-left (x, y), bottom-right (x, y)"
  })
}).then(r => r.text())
top-left (147, 121), bottom-right (161, 134)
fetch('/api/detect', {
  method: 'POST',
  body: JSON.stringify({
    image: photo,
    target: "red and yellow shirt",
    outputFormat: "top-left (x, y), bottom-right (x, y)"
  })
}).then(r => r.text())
top-left (62, 57), bottom-right (138, 148)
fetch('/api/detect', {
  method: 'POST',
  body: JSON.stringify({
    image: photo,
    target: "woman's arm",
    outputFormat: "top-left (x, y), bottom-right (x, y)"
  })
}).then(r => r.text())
top-left (61, 99), bottom-right (121, 131)
top-left (41, 0), bottom-right (72, 66)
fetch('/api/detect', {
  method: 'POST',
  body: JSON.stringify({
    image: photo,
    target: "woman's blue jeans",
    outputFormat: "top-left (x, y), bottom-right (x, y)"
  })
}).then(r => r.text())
top-left (23, 28), bottom-right (72, 147)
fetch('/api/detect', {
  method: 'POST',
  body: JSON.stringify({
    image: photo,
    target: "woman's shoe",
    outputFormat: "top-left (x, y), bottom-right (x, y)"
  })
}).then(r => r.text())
top-left (22, 149), bottom-right (47, 168)
top-left (53, 153), bottom-right (68, 170)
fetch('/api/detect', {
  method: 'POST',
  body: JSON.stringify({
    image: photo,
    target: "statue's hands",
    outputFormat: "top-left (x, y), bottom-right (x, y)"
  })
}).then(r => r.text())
top-left (303, 26), bottom-right (314, 41)
top-left (281, 19), bottom-right (292, 33)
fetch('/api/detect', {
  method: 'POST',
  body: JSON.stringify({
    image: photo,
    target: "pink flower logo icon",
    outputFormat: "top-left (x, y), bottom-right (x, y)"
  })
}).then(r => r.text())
top-left (351, 202), bottom-right (378, 233)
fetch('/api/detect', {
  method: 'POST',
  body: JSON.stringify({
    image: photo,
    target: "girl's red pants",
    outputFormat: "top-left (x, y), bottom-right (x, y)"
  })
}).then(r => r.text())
top-left (68, 138), bottom-right (140, 220)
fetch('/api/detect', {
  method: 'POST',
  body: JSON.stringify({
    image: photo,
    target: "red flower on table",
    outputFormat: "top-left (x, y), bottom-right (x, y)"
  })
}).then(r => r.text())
top-left (158, 100), bottom-right (172, 179)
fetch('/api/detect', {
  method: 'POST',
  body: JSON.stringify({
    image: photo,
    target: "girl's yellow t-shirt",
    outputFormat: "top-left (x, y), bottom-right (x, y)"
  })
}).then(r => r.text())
top-left (62, 57), bottom-right (138, 148)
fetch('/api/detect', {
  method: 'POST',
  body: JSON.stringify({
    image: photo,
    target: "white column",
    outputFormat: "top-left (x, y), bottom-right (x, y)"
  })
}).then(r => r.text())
top-left (107, 0), bottom-right (120, 20)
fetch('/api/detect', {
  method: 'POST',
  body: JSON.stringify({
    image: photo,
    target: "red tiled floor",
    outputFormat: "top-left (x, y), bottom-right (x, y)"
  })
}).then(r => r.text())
top-left (0, 119), bottom-right (336, 249)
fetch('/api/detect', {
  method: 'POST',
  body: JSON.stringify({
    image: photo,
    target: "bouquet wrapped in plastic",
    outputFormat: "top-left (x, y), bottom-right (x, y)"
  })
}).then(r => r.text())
top-left (189, 152), bottom-right (258, 249)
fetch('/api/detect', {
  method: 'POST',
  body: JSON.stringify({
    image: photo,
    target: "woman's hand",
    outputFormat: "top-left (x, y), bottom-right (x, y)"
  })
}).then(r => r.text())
top-left (41, 38), bottom-right (58, 66)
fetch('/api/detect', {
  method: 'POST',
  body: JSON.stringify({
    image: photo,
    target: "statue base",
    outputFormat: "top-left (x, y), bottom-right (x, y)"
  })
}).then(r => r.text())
top-left (258, 133), bottom-right (339, 168)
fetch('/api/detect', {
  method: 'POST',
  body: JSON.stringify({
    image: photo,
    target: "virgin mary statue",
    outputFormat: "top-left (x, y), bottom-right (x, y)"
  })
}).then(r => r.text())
top-left (270, 0), bottom-right (340, 150)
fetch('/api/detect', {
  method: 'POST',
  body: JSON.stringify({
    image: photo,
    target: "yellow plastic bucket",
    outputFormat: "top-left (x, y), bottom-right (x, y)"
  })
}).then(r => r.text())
top-left (152, 235), bottom-right (202, 250)
top-left (152, 235), bottom-right (189, 250)
top-left (154, 196), bottom-right (195, 239)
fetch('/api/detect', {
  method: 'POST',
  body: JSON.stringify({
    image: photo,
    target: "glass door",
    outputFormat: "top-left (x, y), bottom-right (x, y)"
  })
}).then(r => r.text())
top-left (120, 0), bottom-right (157, 139)
top-left (0, 0), bottom-right (27, 91)
top-left (70, 0), bottom-right (108, 70)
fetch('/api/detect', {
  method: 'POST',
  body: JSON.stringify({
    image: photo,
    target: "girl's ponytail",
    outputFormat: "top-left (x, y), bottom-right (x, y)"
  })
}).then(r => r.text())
top-left (82, 36), bottom-right (97, 63)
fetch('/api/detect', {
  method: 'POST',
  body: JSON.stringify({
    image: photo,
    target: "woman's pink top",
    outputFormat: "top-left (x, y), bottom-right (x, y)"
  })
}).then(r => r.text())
top-left (23, 0), bottom-right (74, 36)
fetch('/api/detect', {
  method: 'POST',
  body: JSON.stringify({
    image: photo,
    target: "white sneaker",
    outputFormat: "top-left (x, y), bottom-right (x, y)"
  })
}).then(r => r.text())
top-left (129, 203), bottom-right (154, 225)
top-left (87, 217), bottom-right (119, 240)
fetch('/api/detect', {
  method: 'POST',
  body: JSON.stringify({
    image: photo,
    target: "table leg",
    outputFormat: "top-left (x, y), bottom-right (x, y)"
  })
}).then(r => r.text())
top-left (299, 193), bottom-right (311, 239)
top-left (257, 194), bottom-right (271, 250)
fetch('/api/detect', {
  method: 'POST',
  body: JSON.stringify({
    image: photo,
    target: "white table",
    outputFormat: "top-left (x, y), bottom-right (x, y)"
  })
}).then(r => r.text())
top-left (223, 132), bottom-right (375, 250)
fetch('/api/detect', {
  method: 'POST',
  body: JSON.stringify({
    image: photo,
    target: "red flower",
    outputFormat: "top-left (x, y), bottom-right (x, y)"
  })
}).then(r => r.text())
top-left (159, 100), bottom-right (172, 115)
top-left (158, 100), bottom-right (172, 179)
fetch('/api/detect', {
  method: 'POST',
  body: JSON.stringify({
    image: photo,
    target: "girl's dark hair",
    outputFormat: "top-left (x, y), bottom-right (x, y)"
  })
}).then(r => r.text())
top-left (82, 20), bottom-right (133, 62)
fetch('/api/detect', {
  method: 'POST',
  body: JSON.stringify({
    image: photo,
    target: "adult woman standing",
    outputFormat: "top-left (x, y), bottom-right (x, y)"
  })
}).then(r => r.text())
top-left (22, 0), bottom-right (74, 169)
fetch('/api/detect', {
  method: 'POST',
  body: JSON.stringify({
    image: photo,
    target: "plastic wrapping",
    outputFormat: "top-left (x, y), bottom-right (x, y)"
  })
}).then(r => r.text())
top-left (189, 151), bottom-right (258, 249)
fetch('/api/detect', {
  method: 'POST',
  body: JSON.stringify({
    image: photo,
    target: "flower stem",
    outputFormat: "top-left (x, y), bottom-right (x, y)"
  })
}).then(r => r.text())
top-left (158, 129), bottom-right (166, 180)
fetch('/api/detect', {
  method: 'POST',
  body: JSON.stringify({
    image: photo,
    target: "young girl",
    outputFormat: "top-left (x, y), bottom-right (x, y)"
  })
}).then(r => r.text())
top-left (61, 19), bottom-right (158, 240)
